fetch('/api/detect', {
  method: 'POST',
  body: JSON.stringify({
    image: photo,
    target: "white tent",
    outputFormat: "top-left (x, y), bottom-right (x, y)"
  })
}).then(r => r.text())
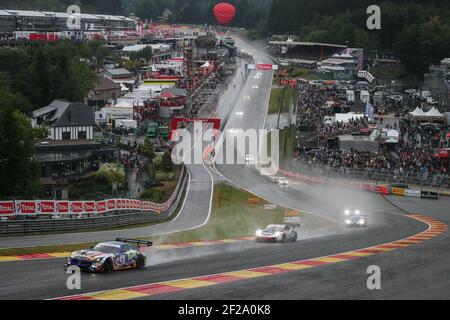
top-left (425, 107), bottom-right (444, 118)
top-left (387, 129), bottom-right (399, 138)
top-left (386, 130), bottom-right (399, 143)
top-left (360, 90), bottom-right (370, 104)
top-left (385, 137), bottom-right (399, 144)
top-left (346, 90), bottom-right (355, 102)
top-left (410, 107), bottom-right (427, 117)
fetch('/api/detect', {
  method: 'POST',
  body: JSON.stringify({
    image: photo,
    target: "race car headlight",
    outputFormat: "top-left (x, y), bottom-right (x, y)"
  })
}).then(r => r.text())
top-left (345, 219), bottom-right (351, 224)
top-left (358, 219), bottom-right (365, 225)
top-left (256, 230), bottom-right (263, 236)
top-left (274, 231), bottom-right (282, 237)
top-left (344, 210), bottom-right (350, 216)
top-left (355, 210), bottom-right (361, 215)
top-left (92, 258), bottom-right (103, 264)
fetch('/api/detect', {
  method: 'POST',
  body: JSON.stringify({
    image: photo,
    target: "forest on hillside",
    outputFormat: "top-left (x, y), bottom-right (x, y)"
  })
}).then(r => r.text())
top-left (1, 0), bottom-right (449, 75)
top-left (266, 0), bottom-right (450, 75)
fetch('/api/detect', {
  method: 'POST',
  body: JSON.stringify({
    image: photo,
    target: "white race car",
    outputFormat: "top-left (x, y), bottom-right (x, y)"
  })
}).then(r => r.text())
top-left (344, 209), bottom-right (368, 227)
top-left (256, 224), bottom-right (299, 243)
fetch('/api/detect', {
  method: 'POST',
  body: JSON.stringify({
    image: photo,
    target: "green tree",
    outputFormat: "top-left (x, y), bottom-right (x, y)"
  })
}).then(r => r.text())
top-left (131, 46), bottom-right (153, 65)
top-left (135, 0), bottom-right (160, 20)
top-left (11, 42), bottom-right (98, 108)
top-left (141, 138), bottom-right (156, 161)
top-left (160, 151), bottom-right (174, 174)
top-left (0, 106), bottom-right (41, 198)
top-left (145, 163), bottom-right (156, 186)
top-left (0, 73), bottom-right (32, 114)
top-left (96, 163), bottom-right (126, 194)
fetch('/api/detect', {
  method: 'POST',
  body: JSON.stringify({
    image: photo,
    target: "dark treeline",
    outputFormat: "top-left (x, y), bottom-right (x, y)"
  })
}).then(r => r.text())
top-left (1, 0), bottom-right (449, 76)
top-left (266, 0), bottom-right (450, 76)
top-left (0, 40), bottom-right (105, 110)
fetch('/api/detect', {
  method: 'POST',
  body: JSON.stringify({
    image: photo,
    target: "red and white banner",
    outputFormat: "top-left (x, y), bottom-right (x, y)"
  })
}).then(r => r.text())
top-left (83, 201), bottom-right (96, 214)
top-left (96, 201), bottom-right (107, 214)
top-left (106, 199), bottom-right (116, 211)
top-left (55, 201), bottom-right (69, 214)
top-left (0, 201), bottom-right (15, 216)
top-left (14, 201), bottom-right (37, 215)
top-left (0, 197), bottom-right (173, 217)
top-left (70, 202), bottom-right (83, 214)
top-left (38, 201), bottom-right (55, 214)
top-left (247, 64), bottom-right (279, 71)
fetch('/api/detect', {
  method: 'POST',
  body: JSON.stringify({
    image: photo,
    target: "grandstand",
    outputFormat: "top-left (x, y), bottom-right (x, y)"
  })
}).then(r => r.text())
top-left (0, 9), bottom-right (136, 34)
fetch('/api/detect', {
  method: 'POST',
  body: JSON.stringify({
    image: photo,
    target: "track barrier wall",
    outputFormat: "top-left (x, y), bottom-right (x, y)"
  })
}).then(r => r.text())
top-left (0, 167), bottom-right (188, 235)
top-left (279, 168), bottom-right (439, 200)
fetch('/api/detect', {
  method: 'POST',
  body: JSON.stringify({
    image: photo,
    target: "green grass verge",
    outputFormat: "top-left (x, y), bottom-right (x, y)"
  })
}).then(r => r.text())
top-left (279, 126), bottom-right (297, 162)
top-left (146, 184), bottom-right (287, 244)
top-left (266, 126), bottom-right (297, 162)
top-left (268, 87), bottom-right (294, 114)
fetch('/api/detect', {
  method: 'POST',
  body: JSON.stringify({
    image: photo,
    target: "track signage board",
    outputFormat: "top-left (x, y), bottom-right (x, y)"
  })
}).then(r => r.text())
top-left (421, 191), bottom-right (439, 200)
top-left (247, 64), bottom-right (279, 71)
top-left (284, 211), bottom-right (300, 224)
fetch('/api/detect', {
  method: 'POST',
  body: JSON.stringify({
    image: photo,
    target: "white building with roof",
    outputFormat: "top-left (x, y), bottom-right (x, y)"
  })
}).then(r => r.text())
top-left (31, 100), bottom-right (96, 141)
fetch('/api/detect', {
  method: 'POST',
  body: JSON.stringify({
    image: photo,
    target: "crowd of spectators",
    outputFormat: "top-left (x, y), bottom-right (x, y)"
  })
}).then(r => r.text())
top-left (294, 85), bottom-right (449, 187)
top-left (120, 142), bottom-right (145, 178)
top-left (317, 117), bottom-right (370, 146)
top-left (297, 87), bottom-right (328, 126)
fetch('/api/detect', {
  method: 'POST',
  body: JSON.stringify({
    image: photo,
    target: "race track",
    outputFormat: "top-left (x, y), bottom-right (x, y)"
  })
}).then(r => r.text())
top-left (0, 36), bottom-right (448, 300)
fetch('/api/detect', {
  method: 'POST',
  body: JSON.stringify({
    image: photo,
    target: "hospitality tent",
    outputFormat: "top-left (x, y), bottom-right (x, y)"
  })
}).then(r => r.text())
top-left (387, 129), bottom-right (399, 138)
top-left (410, 107), bottom-right (427, 117)
top-left (425, 107), bottom-right (444, 118)
top-left (360, 91), bottom-right (370, 104)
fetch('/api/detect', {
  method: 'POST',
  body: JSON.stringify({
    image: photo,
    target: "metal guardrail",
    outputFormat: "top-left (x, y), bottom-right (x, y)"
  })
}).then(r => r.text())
top-left (0, 168), bottom-right (188, 236)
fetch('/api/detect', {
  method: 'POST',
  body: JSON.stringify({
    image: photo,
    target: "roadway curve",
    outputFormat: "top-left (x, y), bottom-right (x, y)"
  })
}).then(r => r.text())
top-left (0, 36), bottom-right (448, 300)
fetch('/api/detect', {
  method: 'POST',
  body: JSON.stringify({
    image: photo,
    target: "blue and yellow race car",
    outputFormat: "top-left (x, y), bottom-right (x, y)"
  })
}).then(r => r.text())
top-left (64, 238), bottom-right (152, 273)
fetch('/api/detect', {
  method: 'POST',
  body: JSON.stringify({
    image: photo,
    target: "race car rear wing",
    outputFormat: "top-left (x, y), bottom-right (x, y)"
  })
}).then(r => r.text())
top-left (285, 223), bottom-right (301, 228)
top-left (116, 238), bottom-right (153, 247)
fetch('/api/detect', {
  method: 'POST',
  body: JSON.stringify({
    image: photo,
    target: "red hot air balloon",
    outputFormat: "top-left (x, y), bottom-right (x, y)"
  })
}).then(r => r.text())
top-left (213, 2), bottom-right (236, 25)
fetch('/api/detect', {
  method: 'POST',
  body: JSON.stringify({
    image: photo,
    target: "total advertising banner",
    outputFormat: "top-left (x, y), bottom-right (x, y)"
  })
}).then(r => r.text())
top-left (0, 198), bottom-right (171, 217)
top-left (83, 201), bottom-right (96, 214)
top-left (0, 201), bottom-right (15, 216)
top-left (15, 201), bottom-right (37, 215)
top-left (106, 199), bottom-right (116, 211)
top-left (70, 202), bottom-right (83, 214)
top-left (96, 201), bottom-right (107, 214)
top-left (37, 201), bottom-right (55, 214)
top-left (247, 64), bottom-right (279, 71)
top-left (55, 201), bottom-right (69, 214)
